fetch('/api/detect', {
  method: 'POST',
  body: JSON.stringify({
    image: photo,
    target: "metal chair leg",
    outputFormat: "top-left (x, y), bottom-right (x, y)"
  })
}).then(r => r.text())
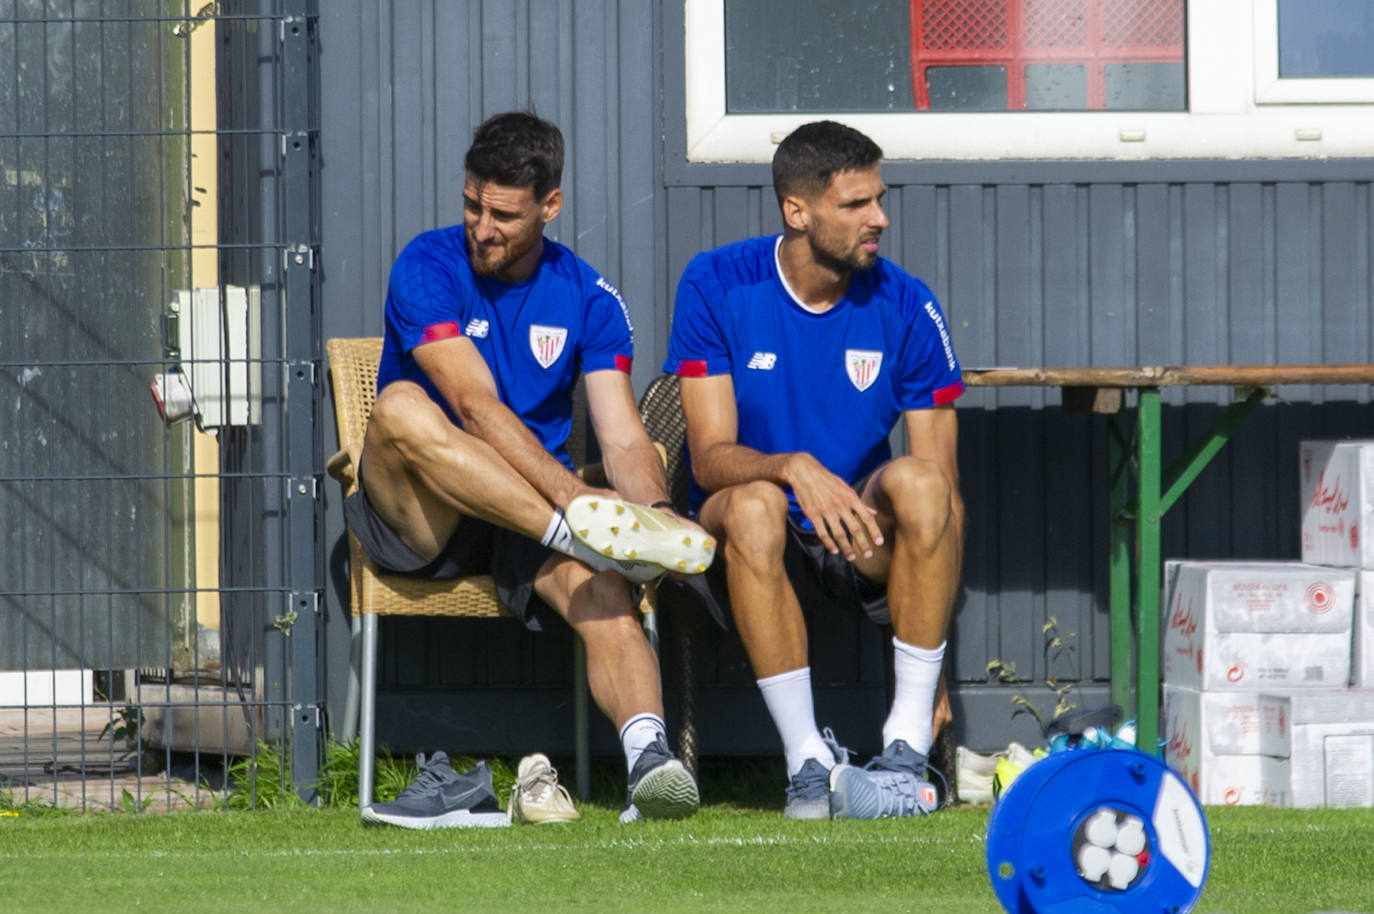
top-left (358, 612), bottom-right (379, 814)
top-left (573, 635), bottom-right (590, 800)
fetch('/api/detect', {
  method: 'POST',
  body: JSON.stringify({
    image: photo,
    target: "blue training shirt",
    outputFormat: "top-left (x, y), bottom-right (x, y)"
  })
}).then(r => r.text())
top-left (378, 224), bottom-right (635, 470)
top-left (664, 234), bottom-right (964, 521)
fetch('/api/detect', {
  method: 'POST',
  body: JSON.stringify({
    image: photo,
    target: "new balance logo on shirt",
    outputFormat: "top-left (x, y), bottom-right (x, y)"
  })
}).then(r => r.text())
top-left (747, 351), bottom-right (777, 370)
top-left (465, 318), bottom-right (490, 338)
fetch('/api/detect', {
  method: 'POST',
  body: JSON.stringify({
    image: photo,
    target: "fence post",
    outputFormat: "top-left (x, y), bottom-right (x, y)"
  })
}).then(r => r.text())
top-left (281, 0), bottom-right (323, 803)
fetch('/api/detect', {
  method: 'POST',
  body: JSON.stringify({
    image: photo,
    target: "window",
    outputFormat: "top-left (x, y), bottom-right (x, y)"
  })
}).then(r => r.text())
top-left (686, 0), bottom-right (1374, 161)
top-left (1255, 0), bottom-right (1374, 102)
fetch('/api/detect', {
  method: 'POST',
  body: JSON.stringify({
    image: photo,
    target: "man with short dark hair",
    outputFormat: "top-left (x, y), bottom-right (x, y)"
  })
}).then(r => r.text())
top-left (348, 111), bottom-right (709, 827)
top-left (666, 120), bottom-right (964, 819)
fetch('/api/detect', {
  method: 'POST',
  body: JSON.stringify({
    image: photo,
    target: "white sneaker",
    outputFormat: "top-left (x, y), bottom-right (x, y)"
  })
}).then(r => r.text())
top-left (566, 495), bottom-right (715, 577)
top-left (955, 745), bottom-right (1001, 804)
top-left (509, 753), bottom-right (580, 824)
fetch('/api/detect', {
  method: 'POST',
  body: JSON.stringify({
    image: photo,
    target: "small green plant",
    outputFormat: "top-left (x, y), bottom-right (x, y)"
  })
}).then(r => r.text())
top-left (986, 616), bottom-right (1083, 732)
top-left (119, 788), bottom-right (155, 814)
top-left (98, 704), bottom-right (144, 747)
top-left (224, 739), bottom-right (518, 809)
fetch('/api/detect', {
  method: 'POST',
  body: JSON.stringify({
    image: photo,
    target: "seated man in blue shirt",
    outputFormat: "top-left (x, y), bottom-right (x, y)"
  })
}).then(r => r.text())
top-left (346, 111), bottom-right (708, 827)
top-left (666, 121), bottom-right (964, 819)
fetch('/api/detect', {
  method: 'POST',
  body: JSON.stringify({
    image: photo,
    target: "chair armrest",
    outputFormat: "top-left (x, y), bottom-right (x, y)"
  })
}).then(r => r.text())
top-left (327, 446), bottom-right (359, 491)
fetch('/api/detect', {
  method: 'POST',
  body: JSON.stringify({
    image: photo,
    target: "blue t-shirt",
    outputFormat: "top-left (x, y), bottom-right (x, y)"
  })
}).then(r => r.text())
top-left (378, 224), bottom-right (634, 470)
top-left (664, 235), bottom-right (964, 520)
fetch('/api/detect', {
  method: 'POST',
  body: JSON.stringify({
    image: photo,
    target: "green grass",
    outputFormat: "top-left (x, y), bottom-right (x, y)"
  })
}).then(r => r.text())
top-left (3, 799), bottom-right (1374, 913)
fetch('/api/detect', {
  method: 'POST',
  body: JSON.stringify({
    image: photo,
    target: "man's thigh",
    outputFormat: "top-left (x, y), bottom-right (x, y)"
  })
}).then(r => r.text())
top-left (358, 381), bottom-right (467, 557)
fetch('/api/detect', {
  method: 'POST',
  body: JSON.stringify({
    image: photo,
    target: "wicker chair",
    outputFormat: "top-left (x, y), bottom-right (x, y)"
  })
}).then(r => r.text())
top-left (326, 337), bottom-right (667, 812)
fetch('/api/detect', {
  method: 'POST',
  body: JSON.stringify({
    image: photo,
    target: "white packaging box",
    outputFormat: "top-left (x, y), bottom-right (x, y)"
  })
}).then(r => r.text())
top-left (0, 669), bottom-right (93, 708)
top-left (1300, 439), bottom-right (1374, 568)
top-left (1163, 686), bottom-right (1292, 807)
top-left (1355, 570), bottom-right (1374, 688)
top-left (1288, 689), bottom-right (1374, 808)
top-left (1162, 561), bottom-right (1355, 691)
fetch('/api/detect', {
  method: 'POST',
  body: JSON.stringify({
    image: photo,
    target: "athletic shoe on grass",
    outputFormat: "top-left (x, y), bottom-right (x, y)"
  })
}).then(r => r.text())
top-left (784, 727), bottom-right (852, 820)
top-left (509, 752), bottom-right (580, 825)
top-left (361, 752), bottom-right (509, 829)
top-left (829, 739), bottom-right (942, 820)
top-left (618, 736), bottom-right (699, 823)
top-left (566, 495), bottom-right (715, 577)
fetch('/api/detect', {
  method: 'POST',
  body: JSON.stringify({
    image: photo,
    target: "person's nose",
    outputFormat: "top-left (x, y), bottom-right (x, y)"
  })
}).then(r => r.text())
top-left (471, 210), bottom-right (498, 242)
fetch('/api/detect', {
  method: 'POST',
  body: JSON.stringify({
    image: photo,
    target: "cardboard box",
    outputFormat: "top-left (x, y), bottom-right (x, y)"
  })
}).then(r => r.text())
top-left (1288, 689), bottom-right (1374, 808)
top-left (1300, 440), bottom-right (1374, 568)
top-left (1162, 561), bottom-right (1355, 690)
top-left (1163, 686), bottom-right (1292, 807)
top-left (0, 669), bottom-right (93, 708)
top-left (1355, 571), bottom-right (1374, 688)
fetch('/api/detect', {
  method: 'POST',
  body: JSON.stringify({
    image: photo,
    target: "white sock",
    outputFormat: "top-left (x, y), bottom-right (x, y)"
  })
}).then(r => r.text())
top-left (882, 637), bottom-right (945, 756)
top-left (541, 509), bottom-right (626, 574)
top-left (619, 712), bottom-right (667, 775)
top-left (757, 667), bottom-right (834, 778)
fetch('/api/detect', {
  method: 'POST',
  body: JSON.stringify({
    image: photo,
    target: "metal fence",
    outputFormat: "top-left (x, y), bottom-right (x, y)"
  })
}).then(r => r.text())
top-left (0, 0), bottom-right (321, 812)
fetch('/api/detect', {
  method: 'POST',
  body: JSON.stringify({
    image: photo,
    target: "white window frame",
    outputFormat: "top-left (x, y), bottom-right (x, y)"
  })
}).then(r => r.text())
top-left (1253, 0), bottom-right (1374, 104)
top-left (684, 0), bottom-right (1374, 162)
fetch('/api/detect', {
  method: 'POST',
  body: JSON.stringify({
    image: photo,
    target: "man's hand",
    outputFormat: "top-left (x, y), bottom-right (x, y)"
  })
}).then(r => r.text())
top-left (784, 452), bottom-right (883, 561)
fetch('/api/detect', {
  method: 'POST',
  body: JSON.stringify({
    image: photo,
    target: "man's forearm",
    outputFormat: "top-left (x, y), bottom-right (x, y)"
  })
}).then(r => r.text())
top-left (455, 392), bottom-right (585, 509)
top-left (602, 438), bottom-right (671, 507)
top-left (689, 442), bottom-right (798, 494)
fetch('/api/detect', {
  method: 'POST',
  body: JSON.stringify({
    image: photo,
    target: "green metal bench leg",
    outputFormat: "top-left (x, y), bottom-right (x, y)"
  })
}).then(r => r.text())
top-left (1134, 390), bottom-right (1163, 755)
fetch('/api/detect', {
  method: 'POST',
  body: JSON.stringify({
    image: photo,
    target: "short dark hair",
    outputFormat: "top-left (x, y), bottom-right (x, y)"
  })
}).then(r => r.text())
top-left (771, 121), bottom-right (883, 206)
top-left (465, 111), bottom-right (564, 200)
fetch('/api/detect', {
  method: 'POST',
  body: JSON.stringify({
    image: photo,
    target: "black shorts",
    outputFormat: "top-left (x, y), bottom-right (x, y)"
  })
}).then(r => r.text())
top-left (342, 480), bottom-right (561, 632)
top-left (673, 515), bottom-right (890, 630)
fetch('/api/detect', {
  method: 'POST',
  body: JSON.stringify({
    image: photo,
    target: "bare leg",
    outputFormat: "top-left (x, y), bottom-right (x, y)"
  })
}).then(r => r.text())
top-left (534, 555), bottom-right (664, 727)
top-left (696, 481), bottom-right (808, 678)
top-left (359, 381), bottom-right (560, 560)
top-left (854, 455), bottom-right (964, 649)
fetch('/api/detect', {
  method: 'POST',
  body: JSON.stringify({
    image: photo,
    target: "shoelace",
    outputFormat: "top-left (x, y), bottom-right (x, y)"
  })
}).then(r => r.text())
top-left (517, 765), bottom-right (559, 805)
top-left (819, 727), bottom-right (853, 767)
top-left (396, 754), bottom-right (452, 799)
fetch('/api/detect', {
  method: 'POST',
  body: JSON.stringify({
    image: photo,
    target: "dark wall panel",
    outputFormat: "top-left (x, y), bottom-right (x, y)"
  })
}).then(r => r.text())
top-left (318, 1), bottom-right (1374, 755)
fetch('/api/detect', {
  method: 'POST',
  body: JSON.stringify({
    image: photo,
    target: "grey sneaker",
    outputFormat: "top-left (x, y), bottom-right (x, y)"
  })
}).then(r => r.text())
top-left (830, 739), bottom-right (942, 820)
top-left (361, 752), bottom-right (509, 829)
top-left (784, 727), bottom-right (852, 820)
top-left (618, 735), bottom-right (699, 823)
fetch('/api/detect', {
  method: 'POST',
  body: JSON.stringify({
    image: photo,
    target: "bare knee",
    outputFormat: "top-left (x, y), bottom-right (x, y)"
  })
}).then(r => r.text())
top-left (366, 384), bottom-right (460, 466)
top-left (567, 571), bottom-right (646, 642)
top-left (877, 457), bottom-right (961, 543)
top-left (719, 481), bottom-right (791, 567)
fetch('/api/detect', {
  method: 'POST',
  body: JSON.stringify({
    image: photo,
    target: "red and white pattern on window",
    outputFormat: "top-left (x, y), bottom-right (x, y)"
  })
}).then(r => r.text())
top-left (909, 0), bottom-right (1184, 110)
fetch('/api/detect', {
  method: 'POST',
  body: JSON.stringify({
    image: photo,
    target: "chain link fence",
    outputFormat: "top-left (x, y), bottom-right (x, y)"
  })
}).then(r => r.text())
top-left (0, 0), bottom-right (321, 812)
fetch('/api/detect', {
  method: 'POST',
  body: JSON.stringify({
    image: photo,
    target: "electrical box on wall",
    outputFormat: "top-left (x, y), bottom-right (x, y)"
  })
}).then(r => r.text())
top-left (150, 285), bottom-right (262, 429)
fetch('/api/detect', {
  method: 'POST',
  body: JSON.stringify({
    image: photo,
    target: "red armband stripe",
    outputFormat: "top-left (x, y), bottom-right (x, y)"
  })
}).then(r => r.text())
top-left (614, 354), bottom-right (633, 373)
top-left (676, 359), bottom-right (708, 377)
top-left (419, 321), bottom-right (462, 344)
top-left (933, 380), bottom-right (966, 406)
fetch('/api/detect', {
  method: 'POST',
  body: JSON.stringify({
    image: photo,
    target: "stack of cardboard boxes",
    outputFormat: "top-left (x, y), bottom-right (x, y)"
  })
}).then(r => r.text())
top-left (1161, 440), bottom-right (1374, 808)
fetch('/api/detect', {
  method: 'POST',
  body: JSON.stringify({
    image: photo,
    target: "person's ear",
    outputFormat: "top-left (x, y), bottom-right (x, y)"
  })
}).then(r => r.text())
top-left (781, 193), bottom-right (809, 232)
top-left (539, 188), bottom-right (564, 224)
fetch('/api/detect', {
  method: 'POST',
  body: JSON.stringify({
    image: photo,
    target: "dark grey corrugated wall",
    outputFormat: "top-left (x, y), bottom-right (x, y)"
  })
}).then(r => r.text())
top-left (318, 1), bottom-right (1374, 755)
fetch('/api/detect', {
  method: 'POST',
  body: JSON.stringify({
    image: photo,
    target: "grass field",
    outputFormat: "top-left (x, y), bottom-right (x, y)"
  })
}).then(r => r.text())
top-left (4, 794), bottom-right (1374, 913)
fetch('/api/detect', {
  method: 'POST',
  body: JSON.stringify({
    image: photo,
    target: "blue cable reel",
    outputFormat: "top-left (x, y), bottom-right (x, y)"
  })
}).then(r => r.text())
top-left (986, 748), bottom-right (1211, 913)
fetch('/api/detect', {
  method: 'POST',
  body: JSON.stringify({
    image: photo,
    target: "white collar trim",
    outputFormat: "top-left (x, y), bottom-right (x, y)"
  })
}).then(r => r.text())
top-left (773, 236), bottom-right (828, 315)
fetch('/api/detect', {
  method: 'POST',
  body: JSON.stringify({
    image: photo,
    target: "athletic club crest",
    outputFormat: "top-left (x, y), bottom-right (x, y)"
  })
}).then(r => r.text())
top-left (845, 349), bottom-right (882, 392)
top-left (529, 324), bottom-right (568, 368)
